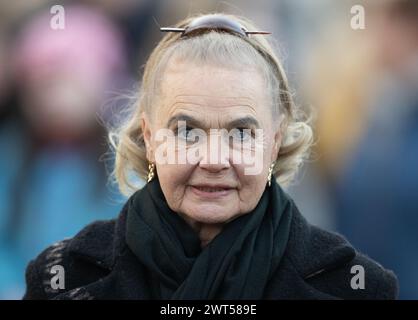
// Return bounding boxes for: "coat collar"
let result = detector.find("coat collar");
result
[62,197,356,300]
[261,200,356,300]
[283,202,356,280]
[67,199,131,271]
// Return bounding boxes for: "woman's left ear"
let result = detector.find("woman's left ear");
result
[271,114,285,162]
[271,128,282,163]
[270,134,281,162]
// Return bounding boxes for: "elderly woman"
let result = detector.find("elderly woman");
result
[23,13,398,300]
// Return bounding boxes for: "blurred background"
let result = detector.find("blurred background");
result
[0,0,417,299]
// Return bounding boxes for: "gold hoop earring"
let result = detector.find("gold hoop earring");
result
[147,162,155,182]
[268,162,275,187]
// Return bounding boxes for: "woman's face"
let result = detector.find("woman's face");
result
[142,60,282,226]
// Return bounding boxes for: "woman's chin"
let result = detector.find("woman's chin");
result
[182,203,239,225]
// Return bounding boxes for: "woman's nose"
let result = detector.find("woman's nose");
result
[198,157,231,173]
[197,135,231,172]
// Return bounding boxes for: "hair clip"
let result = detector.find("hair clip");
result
[160,15,270,38]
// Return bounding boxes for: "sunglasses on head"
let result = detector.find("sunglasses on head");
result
[160,15,271,38]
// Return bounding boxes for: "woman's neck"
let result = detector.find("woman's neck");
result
[179,214,224,248]
[197,223,224,248]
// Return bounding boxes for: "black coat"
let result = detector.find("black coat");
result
[23,200,398,300]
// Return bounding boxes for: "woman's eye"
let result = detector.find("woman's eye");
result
[231,128,252,142]
[176,126,194,141]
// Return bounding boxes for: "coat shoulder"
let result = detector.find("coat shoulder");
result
[23,219,117,300]
[303,225,399,300]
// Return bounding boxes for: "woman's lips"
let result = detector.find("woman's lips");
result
[190,185,234,199]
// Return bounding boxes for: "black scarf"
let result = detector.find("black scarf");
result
[126,178,293,299]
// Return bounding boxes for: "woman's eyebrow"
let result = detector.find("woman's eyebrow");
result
[166,113,261,129]
[227,116,261,129]
[166,114,202,128]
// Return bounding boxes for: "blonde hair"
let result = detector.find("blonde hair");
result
[109,13,313,196]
